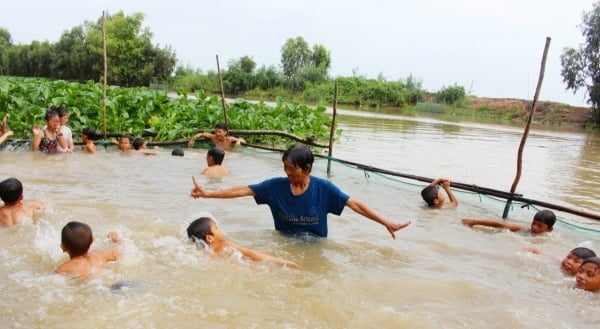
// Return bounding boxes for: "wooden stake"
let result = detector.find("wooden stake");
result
[216,55,228,127]
[327,83,339,175]
[102,10,108,139]
[502,37,551,219]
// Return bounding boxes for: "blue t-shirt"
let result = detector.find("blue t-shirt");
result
[248,176,350,237]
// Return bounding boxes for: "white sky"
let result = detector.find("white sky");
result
[1,0,596,106]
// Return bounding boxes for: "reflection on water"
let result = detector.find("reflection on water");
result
[1,112,600,328]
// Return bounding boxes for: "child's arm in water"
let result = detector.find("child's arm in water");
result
[461,218,523,232]
[226,241,299,269]
[522,246,561,262]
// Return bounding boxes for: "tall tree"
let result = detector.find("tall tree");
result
[0,27,12,74]
[561,1,600,123]
[280,36,311,80]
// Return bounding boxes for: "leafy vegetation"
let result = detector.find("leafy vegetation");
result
[0,76,336,145]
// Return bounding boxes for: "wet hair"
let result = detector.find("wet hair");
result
[0,177,23,204]
[119,135,131,142]
[171,148,184,156]
[132,138,145,150]
[61,221,93,257]
[571,247,597,260]
[82,127,97,140]
[215,122,229,132]
[207,147,225,165]
[52,105,68,118]
[533,209,556,229]
[44,108,60,121]
[581,257,600,270]
[187,217,214,244]
[282,144,314,172]
[421,186,438,207]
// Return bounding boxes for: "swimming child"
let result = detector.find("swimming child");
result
[421,177,458,209]
[0,177,44,227]
[132,138,157,155]
[187,217,299,268]
[171,148,184,156]
[117,135,132,152]
[461,209,556,235]
[575,257,600,292]
[202,146,229,177]
[56,221,120,277]
[81,127,97,154]
[524,246,596,275]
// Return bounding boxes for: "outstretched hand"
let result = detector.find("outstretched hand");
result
[386,220,411,239]
[190,176,206,198]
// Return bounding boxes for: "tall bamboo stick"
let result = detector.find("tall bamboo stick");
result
[216,55,228,126]
[102,10,108,139]
[502,37,551,218]
[327,83,339,175]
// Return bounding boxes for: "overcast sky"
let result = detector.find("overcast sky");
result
[1,0,596,106]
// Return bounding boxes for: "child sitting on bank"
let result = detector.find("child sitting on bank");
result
[461,209,556,235]
[56,221,120,277]
[0,177,44,227]
[202,146,229,177]
[421,177,458,209]
[524,246,596,275]
[575,257,600,292]
[187,217,299,269]
[81,127,97,154]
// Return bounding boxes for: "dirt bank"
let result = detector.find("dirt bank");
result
[467,97,594,126]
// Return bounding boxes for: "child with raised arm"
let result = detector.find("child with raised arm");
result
[189,122,245,151]
[187,217,299,269]
[421,177,458,209]
[202,146,229,177]
[56,221,120,277]
[0,113,13,145]
[462,209,556,235]
[0,178,44,227]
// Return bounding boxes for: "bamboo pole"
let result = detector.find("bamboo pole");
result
[327,83,339,175]
[216,55,228,127]
[102,10,108,139]
[502,37,551,219]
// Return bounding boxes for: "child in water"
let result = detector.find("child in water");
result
[56,221,120,277]
[421,177,458,209]
[0,177,44,227]
[187,217,299,269]
[202,146,229,177]
[575,257,600,292]
[81,127,97,154]
[524,246,596,275]
[462,209,556,235]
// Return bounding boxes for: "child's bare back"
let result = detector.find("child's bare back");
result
[0,201,44,226]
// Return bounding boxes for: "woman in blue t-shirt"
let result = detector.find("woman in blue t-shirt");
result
[190,144,411,238]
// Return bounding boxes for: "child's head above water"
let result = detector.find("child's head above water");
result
[530,209,556,234]
[61,221,93,257]
[0,177,23,205]
[187,217,224,246]
[421,186,440,207]
[575,257,600,292]
[132,138,147,150]
[118,135,132,151]
[562,247,596,275]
